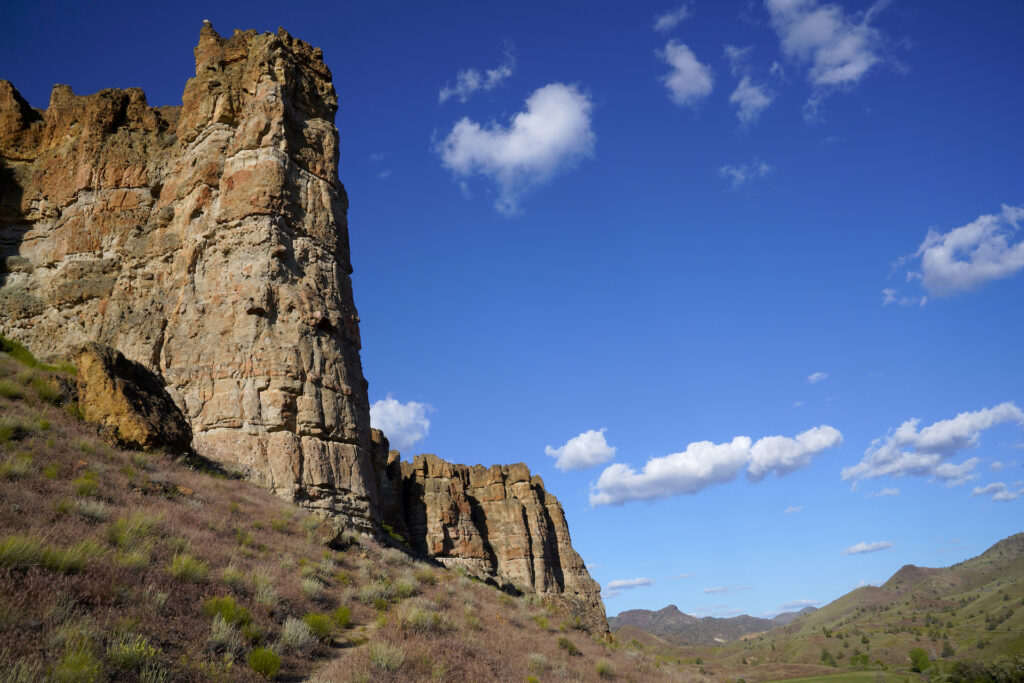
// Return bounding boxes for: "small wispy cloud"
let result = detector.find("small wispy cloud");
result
[842,541,893,556]
[654,3,691,32]
[779,599,819,611]
[670,573,694,580]
[807,372,828,384]
[867,488,900,497]
[704,585,753,595]
[606,578,654,591]
[719,158,773,189]
[723,45,774,125]
[439,50,516,104]
[784,505,802,514]
[659,40,713,107]
[971,482,1022,502]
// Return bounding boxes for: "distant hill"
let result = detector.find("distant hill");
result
[609,604,801,645]
[772,606,819,626]
[713,532,1024,673]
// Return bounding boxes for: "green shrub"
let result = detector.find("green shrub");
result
[300,577,323,600]
[203,596,252,627]
[241,622,263,645]
[533,614,549,629]
[357,581,395,606]
[270,518,288,532]
[369,641,405,671]
[528,652,548,672]
[0,453,33,480]
[557,636,580,656]
[382,523,408,545]
[253,571,278,607]
[107,514,158,547]
[107,633,160,671]
[0,379,24,399]
[248,647,281,678]
[221,565,245,589]
[303,612,332,640]
[402,605,452,633]
[74,499,110,522]
[414,566,437,585]
[0,335,74,372]
[596,659,614,678]
[72,472,98,497]
[116,544,152,569]
[208,614,244,657]
[32,376,62,404]
[52,641,102,683]
[0,535,98,573]
[910,647,930,672]
[168,553,208,582]
[0,417,33,443]
[394,572,417,599]
[279,617,317,653]
[43,463,60,479]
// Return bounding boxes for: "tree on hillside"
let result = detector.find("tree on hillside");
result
[909,647,930,673]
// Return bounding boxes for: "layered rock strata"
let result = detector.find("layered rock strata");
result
[386,453,606,632]
[0,25,378,526]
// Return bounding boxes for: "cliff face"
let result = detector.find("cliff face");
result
[0,25,378,525]
[378,449,606,632]
[0,26,606,629]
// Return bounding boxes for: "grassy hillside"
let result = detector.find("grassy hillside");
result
[0,342,694,681]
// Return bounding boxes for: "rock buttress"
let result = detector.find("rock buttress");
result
[0,26,379,527]
[396,453,607,632]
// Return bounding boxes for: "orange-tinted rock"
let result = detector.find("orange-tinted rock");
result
[394,453,607,633]
[0,26,378,528]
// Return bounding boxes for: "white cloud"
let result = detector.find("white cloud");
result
[660,41,713,107]
[670,573,694,579]
[991,460,1004,471]
[439,51,516,104]
[794,401,805,408]
[882,288,926,307]
[748,425,843,481]
[704,585,753,595]
[765,0,889,117]
[842,403,1024,487]
[545,428,617,471]
[807,372,828,384]
[370,395,431,453]
[606,578,654,590]
[704,586,729,594]
[730,76,774,125]
[779,599,819,610]
[590,426,841,506]
[972,482,1021,502]
[867,487,900,497]
[437,83,595,214]
[843,541,893,555]
[719,159,773,189]
[654,4,691,32]
[784,505,802,514]
[907,204,1024,296]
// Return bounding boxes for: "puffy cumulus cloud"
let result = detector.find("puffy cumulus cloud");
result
[370,395,431,453]
[439,51,515,104]
[659,41,713,107]
[654,3,691,32]
[589,426,842,506]
[545,428,616,471]
[972,482,1022,502]
[842,403,1024,488]
[909,204,1024,296]
[437,83,594,214]
[719,159,773,189]
[842,541,893,555]
[807,371,828,384]
[730,76,774,125]
[748,426,844,481]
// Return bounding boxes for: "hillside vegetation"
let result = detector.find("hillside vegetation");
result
[0,341,692,681]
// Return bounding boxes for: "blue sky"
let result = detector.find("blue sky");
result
[3,0,1023,619]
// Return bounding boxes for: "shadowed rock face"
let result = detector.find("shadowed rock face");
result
[383,451,607,632]
[0,25,378,527]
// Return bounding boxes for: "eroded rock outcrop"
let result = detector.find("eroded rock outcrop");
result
[0,25,378,526]
[74,342,192,452]
[387,453,607,632]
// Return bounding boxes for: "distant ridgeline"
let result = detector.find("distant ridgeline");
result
[0,25,604,631]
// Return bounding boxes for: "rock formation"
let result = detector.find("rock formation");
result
[74,342,192,452]
[0,25,379,526]
[0,25,606,630]
[379,450,606,632]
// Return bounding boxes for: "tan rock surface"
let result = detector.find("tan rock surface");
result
[0,25,378,527]
[395,453,607,632]
[73,342,191,452]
